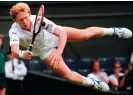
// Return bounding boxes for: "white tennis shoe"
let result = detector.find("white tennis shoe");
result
[87,74,110,92]
[113,28,132,39]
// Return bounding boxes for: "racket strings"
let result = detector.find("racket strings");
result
[34,7,43,33]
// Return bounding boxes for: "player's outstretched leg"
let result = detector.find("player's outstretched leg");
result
[43,49,109,92]
[61,26,132,42]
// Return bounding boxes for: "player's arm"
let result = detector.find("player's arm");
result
[53,26,67,55]
[43,18,67,55]
[9,29,32,59]
[10,44,19,58]
[9,29,20,58]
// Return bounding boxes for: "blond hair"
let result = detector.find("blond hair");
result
[9,2,31,19]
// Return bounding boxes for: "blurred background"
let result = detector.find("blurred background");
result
[0,1,133,95]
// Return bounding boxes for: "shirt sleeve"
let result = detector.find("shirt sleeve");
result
[43,17,57,33]
[9,25,20,45]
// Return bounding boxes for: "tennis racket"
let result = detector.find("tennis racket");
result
[29,5,44,51]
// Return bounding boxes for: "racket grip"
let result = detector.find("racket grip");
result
[29,44,33,52]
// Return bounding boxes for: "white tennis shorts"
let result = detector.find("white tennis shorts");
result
[31,25,64,60]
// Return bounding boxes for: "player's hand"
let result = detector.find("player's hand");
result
[49,49,62,69]
[23,50,33,59]
[19,50,33,59]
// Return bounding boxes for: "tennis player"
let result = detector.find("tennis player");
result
[8,2,132,92]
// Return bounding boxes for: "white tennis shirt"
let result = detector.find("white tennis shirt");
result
[9,15,59,56]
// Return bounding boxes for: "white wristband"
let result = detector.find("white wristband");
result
[18,50,25,58]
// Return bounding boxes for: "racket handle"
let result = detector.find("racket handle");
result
[29,44,33,52]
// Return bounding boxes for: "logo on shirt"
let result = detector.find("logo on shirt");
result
[12,32,17,34]
[46,24,50,30]
[46,24,54,33]
[13,39,18,41]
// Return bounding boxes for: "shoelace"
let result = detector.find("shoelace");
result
[90,78,102,90]
[113,28,124,38]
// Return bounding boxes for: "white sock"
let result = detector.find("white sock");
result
[82,76,94,86]
[102,28,114,36]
